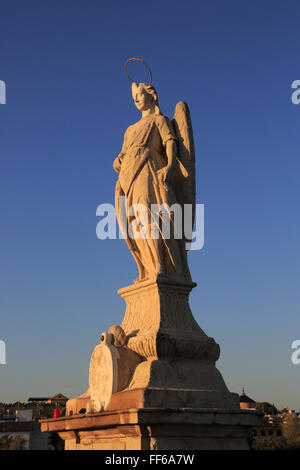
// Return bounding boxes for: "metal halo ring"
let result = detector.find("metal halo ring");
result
[125,58,152,85]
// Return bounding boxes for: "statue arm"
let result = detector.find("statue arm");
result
[113,128,128,173]
[156,116,178,186]
[164,140,177,185]
[165,139,177,169]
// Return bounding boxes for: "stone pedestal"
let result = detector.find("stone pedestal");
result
[108,278,239,411]
[41,278,262,449]
[40,408,260,450]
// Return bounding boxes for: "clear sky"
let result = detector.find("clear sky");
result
[1,0,299,409]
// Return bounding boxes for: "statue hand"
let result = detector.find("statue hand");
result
[158,165,174,187]
[163,164,175,187]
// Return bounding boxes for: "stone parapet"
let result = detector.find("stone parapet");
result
[40,408,262,450]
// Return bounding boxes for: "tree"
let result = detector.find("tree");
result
[281,413,300,449]
[256,402,278,415]
[250,437,287,450]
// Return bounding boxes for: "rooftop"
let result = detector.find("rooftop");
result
[239,388,256,404]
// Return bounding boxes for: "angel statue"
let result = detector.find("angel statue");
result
[113,58,195,283]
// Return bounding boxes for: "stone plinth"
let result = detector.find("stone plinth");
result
[119,278,218,361]
[40,408,261,450]
[106,278,239,412]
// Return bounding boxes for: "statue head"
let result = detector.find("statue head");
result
[132,82,161,115]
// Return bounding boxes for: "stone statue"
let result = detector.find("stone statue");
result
[113,77,195,283]
[51,60,261,450]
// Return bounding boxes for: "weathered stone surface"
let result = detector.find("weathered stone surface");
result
[66,277,238,416]
[106,387,239,412]
[66,331,141,415]
[41,408,261,450]
[120,278,219,360]
[98,277,239,412]
[89,340,142,412]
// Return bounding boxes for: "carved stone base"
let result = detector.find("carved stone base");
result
[107,387,239,412]
[111,278,239,411]
[119,278,219,361]
[41,277,255,449]
[65,278,241,415]
[40,408,261,450]
[106,358,240,411]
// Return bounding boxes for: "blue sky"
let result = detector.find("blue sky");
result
[0,0,299,409]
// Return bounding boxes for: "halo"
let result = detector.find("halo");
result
[125,58,152,85]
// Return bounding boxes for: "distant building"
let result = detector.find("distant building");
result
[0,411,52,449]
[28,397,50,403]
[239,388,256,410]
[26,394,68,419]
[255,422,282,440]
[0,392,68,449]
[254,413,283,441]
[16,409,33,422]
[45,393,68,408]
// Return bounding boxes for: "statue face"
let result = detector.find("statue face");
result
[132,87,153,112]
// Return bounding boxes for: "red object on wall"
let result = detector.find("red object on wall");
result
[53,409,60,418]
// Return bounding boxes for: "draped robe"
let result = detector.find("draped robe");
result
[115,113,191,282]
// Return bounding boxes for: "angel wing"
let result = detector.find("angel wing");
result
[172,101,196,236]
